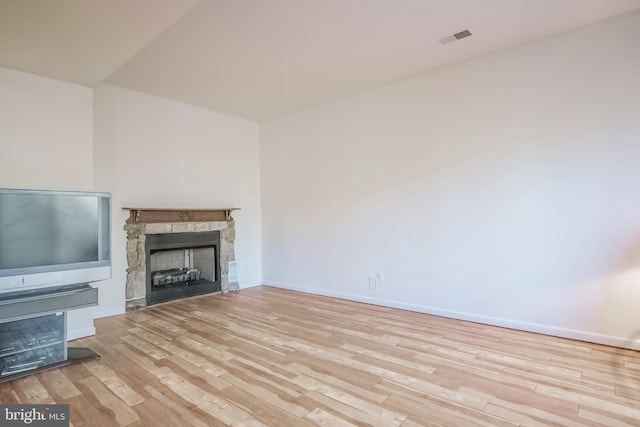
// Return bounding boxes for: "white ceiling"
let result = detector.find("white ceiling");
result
[1,0,640,121]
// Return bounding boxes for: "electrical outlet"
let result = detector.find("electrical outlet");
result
[368,276,378,290]
[238,262,246,271]
[376,272,384,288]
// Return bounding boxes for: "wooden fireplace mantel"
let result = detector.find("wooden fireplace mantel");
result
[123,207,239,224]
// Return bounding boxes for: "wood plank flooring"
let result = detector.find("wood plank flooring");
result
[1,286,639,426]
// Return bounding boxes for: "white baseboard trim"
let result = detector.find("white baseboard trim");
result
[240,281,262,289]
[68,326,96,341]
[93,307,126,319]
[262,280,640,351]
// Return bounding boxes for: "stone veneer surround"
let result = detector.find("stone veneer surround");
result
[124,219,238,310]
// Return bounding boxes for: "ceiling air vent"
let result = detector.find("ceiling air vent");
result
[439,29,472,45]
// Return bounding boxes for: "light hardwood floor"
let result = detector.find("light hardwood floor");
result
[1,286,639,426]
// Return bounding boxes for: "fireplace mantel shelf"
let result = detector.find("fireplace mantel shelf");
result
[123,207,239,224]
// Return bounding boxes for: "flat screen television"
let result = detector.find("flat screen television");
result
[0,188,111,294]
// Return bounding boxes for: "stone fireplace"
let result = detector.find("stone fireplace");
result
[123,208,239,310]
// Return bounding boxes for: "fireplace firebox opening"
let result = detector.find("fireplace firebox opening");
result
[145,231,221,305]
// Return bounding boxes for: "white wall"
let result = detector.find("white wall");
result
[261,11,640,349]
[93,84,262,318]
[0,67,93,189]
[0,66,96,338]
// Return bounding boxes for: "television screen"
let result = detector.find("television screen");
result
[0,189,111,293]
[0,194,100,269]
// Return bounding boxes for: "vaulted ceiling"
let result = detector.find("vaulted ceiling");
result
[2,0,639,121]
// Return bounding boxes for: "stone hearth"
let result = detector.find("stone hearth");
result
[124,208,239,310]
